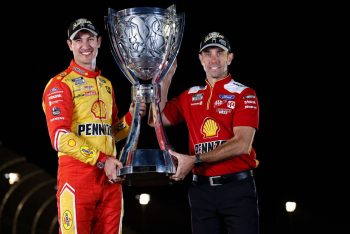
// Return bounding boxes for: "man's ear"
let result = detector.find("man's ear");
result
[97,36,102,48]
[67,40,73,51]
[227,52,234,65]
[198,53,203,65]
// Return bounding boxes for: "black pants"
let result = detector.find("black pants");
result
[188,174,259,234]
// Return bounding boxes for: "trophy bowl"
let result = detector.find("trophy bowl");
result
[105,5,185,186]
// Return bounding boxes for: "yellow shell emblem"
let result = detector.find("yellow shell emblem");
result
[68,139,76,147]
[201,118,219,138]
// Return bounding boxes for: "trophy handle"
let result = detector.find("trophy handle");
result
[154,11,185,84]
[151,85,172,152]
[118,96,141,164]
[104,13,139,85]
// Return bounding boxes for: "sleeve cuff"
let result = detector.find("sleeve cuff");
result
[97,152,107,163]
[125,111,132,126]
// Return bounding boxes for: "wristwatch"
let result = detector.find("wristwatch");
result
[194,153,203,166]
[96,155,107,169]
[96,161,105,169]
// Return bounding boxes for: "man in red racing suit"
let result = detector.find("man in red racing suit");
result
[154,32,260,234]
[42,18,145,234]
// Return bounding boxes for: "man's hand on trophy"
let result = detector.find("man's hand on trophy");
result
[168,58,177,79]
[104,156,125,184]
[157,59,178,114]
[168,149,195,181]
[161,59,177,90]
[129,100,147,118]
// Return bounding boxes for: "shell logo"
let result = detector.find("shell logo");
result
[62,210,73,230]
[91,100,107,119]
[201,118,220,138]
[68,139,76,147]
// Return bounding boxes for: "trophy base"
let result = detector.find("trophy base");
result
[122,171,173,187]
[118,149,176,187]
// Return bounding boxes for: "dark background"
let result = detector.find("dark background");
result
[1,0,345,233]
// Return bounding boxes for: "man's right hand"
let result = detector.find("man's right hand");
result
[161,59,177,91]
[129,100,147,118]
[148,59,177,127]
[104,156,124,183]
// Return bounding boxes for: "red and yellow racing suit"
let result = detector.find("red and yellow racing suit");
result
[42,60,131,233]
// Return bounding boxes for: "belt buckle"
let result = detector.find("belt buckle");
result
[209,176,222,186]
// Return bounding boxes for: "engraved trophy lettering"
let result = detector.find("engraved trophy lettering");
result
[105,5,185,186]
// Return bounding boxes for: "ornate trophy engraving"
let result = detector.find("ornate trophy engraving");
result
[105,5,185,186]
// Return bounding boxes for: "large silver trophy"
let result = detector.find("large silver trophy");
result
[105,5,185,186]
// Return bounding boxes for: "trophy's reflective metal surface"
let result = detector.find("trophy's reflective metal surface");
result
[105,5,185,186]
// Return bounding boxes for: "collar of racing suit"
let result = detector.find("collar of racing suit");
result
[69,59,101,78]
[205,73,232,88]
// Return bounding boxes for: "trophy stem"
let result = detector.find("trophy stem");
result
[150,103,172,151]
[117,84,176,186]
[118,100,141,165]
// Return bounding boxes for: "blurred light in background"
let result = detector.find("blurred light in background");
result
[137,193,151,205]
[4,173,20,185]
[285,201,297,213]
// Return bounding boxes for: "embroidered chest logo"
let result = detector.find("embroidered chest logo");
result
[91,100,107,119]
[201,118,220,138]
[71,77,86,85]
[227,101,235,109]
[192,93,203,101]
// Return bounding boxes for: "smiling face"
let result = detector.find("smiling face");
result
[199,46,234,83]
[67,30,101,71]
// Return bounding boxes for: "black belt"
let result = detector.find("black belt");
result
[192,170,253,186]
